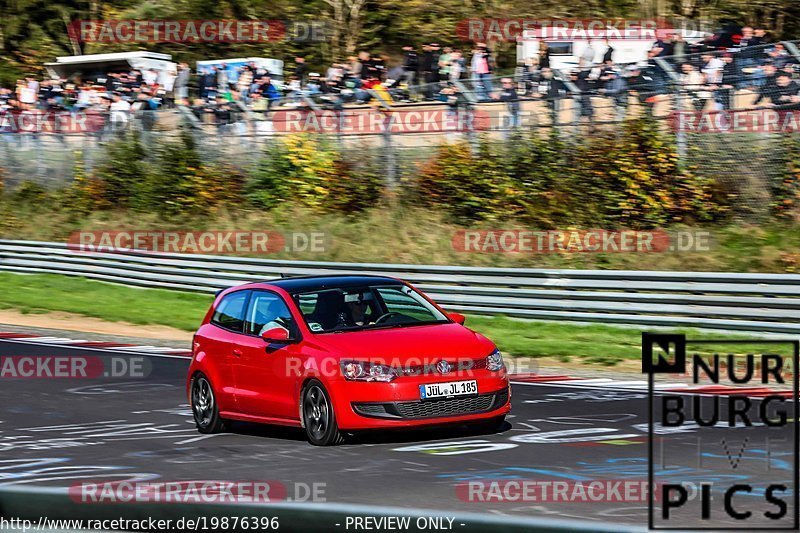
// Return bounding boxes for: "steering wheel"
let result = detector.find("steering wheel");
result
[374,312,401,324]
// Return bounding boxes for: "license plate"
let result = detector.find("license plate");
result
[419,380,478,400]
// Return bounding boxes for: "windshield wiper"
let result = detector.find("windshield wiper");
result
[363,320,448,331]
[322,320,448,334]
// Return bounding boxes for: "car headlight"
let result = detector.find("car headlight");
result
[341,361,398,382]
[486,349,505,372]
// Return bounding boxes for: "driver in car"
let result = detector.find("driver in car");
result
[343,292,373,326]
[258,300,292,337]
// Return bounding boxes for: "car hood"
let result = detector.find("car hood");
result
[311,323,496,362]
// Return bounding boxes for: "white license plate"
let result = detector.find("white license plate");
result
[420,380,478,400]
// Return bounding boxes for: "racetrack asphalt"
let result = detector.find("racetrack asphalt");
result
[0,339,796,530]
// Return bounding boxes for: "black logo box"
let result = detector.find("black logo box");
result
[643,333,800,531]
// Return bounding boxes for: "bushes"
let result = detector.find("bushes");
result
[247,135,383,213]
[0,119,774,228]
[64,129,245,217]
[772,134,800,221]
[415,140,515,222]
[56,131,381,219]
[414,119,728,228]
[145,130,246,217]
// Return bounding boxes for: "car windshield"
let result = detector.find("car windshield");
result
[293,284,449,333]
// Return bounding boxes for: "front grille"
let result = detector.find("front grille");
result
[353,388,509,420]
[396,394,495,419]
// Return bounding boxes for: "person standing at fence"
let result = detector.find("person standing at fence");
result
[669,34,686,66]
[358,52,378,80]
[535,67,564,125]
[602,39,614,64]
[174,63,190,103]
[763,72,800,109]
[257,76,281,109]
[451,50,466,82]
[217,64,229,94]
[420,44,436,100]
[494,78,520,135]
[753,62,779,107]
[570,69,595,128]
[599,64,627,121]
[580,41,597,67]
[438,47,452,85]
[733,27,759,89]
[471,43,494,102]
[109,92,131,132]
[701,52,724,110]
[202,68,218,101]
[681,63,709,111]
[538,41,550,69]
[294,57,308,87]
[625,65,657,115]
[714,53,738,110]
[132,89,159,132]
[402,45,419,86]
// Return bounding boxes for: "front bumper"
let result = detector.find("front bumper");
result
[330,372,511,429]
[352,388,509,420]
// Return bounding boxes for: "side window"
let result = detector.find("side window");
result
[211,291,250,332]
[245,291,297,337]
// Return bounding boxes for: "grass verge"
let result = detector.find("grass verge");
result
[2,202,800,273]
[0,272,786,365]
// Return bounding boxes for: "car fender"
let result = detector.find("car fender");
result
[187,350,233,412]
[296,372,342,428]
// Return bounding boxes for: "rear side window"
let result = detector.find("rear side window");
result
[211,291,250,332]
[547,42,573,56]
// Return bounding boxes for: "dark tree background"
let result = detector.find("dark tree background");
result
[0,0,796,85]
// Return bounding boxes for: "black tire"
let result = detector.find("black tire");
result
[470,415,506,434]
[302,380,345,446]
[191,373,228,434]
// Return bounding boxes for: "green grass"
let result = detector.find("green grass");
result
[0,272,788,365]
[0,272,212,331]
[466,315,794,364]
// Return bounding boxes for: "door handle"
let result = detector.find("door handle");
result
[233,349,243,357]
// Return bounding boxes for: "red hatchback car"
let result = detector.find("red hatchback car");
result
[187,275,511,445]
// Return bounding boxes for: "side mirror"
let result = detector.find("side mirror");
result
[261,327,290,343]
[447,312,466,325]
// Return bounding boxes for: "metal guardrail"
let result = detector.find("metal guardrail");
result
[0,486,646,533]
[0,240,799,334]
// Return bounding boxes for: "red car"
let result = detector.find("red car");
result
[187,275,511,445]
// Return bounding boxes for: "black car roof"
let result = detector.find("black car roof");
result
[263,275,405,294]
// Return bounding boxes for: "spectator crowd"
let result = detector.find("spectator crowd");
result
[2,25,800,134]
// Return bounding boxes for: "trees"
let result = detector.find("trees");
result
[1,0,799,84]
